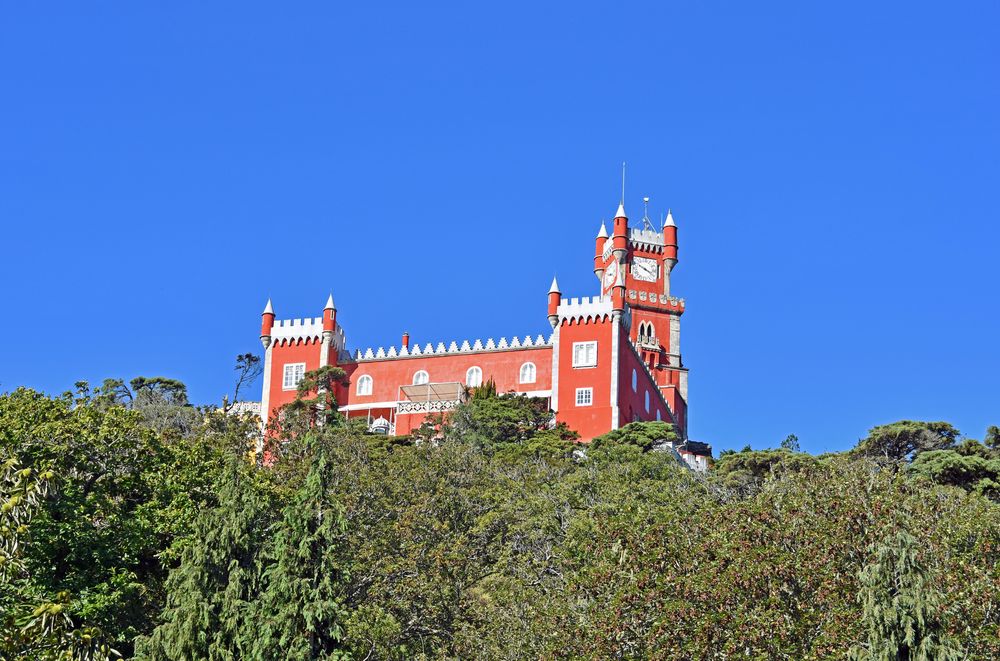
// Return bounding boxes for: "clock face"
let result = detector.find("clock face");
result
[632,257,658,282]
[602,259,619,292]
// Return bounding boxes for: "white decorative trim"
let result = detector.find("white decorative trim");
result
[340,400,398,412]
[550,325,560,411]
[259,344,273,442]
[610,312,621,429]
[271,317,347,348]
[556,296,612,324]
[350,334,553,363]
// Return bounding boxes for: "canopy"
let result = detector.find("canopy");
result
[398,382,464,402]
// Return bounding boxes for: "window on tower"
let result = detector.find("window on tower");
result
[575,387,593,406]
[632,368,637,392]
[644,390,650,413]
[572,341,598,368]
[282,363,306,390]
[412,370,429,385]
[466,366,483,387]
[519,362,536,384]
[356,374,373,396]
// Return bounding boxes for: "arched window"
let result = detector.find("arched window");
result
[519,362,536,384]
[466,366,483,387]
[631,368,637,392]
[412,370,429,385]
[656,409,662,421]
[644,390,650,413]
[356,374,373,396]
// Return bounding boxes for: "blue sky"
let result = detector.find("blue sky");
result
[1,2,997,453]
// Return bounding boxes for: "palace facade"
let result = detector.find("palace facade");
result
[255,198,709,468]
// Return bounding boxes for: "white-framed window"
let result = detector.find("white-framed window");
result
[412,370,429,385]
[356,374,373,396]
[519,362,536,384]
[575,387,593,406]
[644,390,650,413]
[572,341,598,368]
[282,363,306,390]
[466,366,483,387]
[632,368,637,392]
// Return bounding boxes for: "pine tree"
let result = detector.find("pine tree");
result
[252,434,349,660]
[850,531,962,661]
[134,457,275,661]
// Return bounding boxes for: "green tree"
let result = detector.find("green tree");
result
[985,425,1000,451]
[253,434,349,660]
[850,531,962,661]
[780,433,800,451]
[853,421,959,462]
[589,420,678,453]
[135,457,277,661]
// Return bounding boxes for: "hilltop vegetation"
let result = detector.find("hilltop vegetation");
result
[2,371,999,659]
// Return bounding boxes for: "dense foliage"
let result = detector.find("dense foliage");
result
[2,372,998,659]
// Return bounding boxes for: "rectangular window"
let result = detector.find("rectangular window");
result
[283,363,306,390]
[572,341,598,368]
[575,387,593,406]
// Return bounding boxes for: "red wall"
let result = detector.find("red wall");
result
[554,317,614,441]
[266,338,322,420]
[617,330,672,428]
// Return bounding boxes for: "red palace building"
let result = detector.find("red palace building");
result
[255,198,710,468]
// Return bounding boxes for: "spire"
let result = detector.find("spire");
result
[663,208,676,228]
[597,221,608,238]
[615,202,627,219]
[549,276,561,294]
[262,298,274,315]
[324,293,336,310]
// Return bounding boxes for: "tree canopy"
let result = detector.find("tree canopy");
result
[2,374,998,659]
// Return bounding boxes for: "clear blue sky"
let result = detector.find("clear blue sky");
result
[1,2,997,453]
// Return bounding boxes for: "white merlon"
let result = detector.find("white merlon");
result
[350,333,553,362]
[597,221,608,238]
[556,295,613,322]
[629,227,664,248]
[262,298,274,315]
[549,276,560,294]
[664,209,676,228]
[271,317,347,351]
[615,202,627,218]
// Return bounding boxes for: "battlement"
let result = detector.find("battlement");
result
[270,317,347,350]
[626,289,685,312]
[556,295,612,322]
[350,333,553,362]
[629,227,664,251]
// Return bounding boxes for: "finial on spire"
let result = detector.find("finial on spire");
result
[324,293,336,310]
[549,276,561,294]
[262,298,274,315]
[597,221,609,238]
[663,208,676,228]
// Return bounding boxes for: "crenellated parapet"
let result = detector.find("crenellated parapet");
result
[556,296,632,330]
[271,317,347,350]
[351,333,553,362]
[629,227,665,251]
[626,289,685,312]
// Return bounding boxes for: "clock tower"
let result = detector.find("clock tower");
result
[593,199,688,434]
